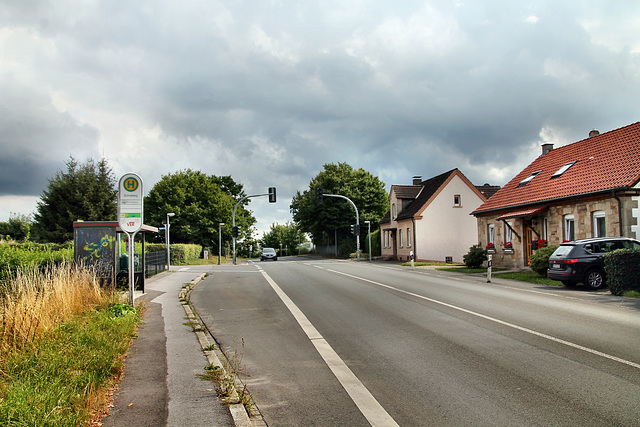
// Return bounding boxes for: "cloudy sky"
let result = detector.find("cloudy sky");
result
[2,0,640,236]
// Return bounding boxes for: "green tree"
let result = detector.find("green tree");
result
[290,162,389,253]
[144,170,256,249]
[32,157,117,243]
[261,222,304,255]
[0,213,32,241]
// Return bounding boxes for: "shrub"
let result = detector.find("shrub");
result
[605,249,640,296]
[529,245,558,276]
[463,244,487,268]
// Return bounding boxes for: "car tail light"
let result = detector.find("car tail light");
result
[562,259,579,264]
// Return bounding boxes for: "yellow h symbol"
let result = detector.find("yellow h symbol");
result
[124,177,138,192]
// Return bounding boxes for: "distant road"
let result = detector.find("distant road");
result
[191,257,640,426]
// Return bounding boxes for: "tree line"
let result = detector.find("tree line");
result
[4,157,390,257]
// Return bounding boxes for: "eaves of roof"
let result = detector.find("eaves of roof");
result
[396,169,457,220]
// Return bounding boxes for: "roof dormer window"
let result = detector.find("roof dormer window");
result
[552,161,577,178]
[518,170,541,187]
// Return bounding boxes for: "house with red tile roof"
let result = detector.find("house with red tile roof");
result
[472,121,640,269]
[380,169,487,262]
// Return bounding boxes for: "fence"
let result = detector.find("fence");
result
[145,251,166,277]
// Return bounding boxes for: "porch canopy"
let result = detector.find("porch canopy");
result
[496,205,548,220]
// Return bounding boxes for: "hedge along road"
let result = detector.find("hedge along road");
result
[190,257,640,426]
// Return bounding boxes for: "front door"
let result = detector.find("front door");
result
[524,226,534,265]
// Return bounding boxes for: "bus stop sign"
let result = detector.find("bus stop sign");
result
[118,173,143,234]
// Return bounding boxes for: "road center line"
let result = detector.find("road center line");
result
[326,268,640,370]
[258,269,399,427]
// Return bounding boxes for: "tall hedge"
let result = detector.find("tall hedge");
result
[166,244,202,265]
[605,249,640,296]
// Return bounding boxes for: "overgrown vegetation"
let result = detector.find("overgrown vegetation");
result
[0,263,140,426]
[0,242,73,283]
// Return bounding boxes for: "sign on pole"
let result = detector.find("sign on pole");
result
[118,173,143,233]
[118,173,143,306]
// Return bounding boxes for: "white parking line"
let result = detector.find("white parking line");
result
[326,268,640,371]
[258,269,400,427]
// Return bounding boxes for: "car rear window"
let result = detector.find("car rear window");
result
[551,245,574,257]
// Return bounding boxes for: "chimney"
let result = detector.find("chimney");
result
[589,129,600,138]
[542,143,554,156]
[412,176,422,185]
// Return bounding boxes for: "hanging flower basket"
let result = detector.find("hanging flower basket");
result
[486,242,495,250]
[504,241,513,249]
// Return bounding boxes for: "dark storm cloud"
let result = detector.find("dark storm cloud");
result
[1,0,640,230]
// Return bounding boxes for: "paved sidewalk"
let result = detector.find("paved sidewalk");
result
[101,269,234,427]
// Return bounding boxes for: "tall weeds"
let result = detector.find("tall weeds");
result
[0,262,119,354]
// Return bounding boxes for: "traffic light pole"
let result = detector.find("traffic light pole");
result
[322,193,360,260]
[232,187,276,265]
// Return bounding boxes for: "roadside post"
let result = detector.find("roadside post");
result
[410,251,414,270]
[118,173,143,306]
[487,254,492,283]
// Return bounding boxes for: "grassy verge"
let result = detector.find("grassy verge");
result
[492,270,562,286]
[0,263,140,426]
[435,266,508,274]
[401,261,465,267]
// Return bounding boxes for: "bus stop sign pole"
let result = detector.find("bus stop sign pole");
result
[118,173,143,306]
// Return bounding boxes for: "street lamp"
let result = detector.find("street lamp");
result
[365,220,371,262]
[218,222,225,265]
[166,213,175,271]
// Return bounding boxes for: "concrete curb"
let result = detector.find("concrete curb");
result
[179,273,266,427]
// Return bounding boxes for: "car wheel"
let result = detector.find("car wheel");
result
[584,268,606,290]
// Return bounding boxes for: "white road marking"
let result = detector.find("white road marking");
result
[326,268,640,371]
[258,268,400,427]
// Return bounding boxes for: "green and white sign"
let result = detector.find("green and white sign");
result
[118,173,143,234]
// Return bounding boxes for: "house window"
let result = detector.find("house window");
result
[453,195,461,207]
[488,223,495,246]
[552,161,577,178]
[593,211,606,237]
[392,203,397,220]
[519,170,542,186]
[399,229,403,248]
[504,221,513,245]
[407,228,411,247]
[564,214,575,241]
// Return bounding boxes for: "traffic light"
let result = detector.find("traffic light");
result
[349,224,360,236]
[232,226,239,238]
[315,187,323,203]
[268,187,276,203]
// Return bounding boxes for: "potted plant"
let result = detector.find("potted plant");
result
[504,241,513,249]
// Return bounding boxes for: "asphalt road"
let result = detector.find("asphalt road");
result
[191,257,640,426]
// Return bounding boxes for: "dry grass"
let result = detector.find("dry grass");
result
[0,262,119,354]
[0,263,137,426]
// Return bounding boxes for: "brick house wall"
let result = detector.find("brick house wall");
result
[475,192,638,269]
